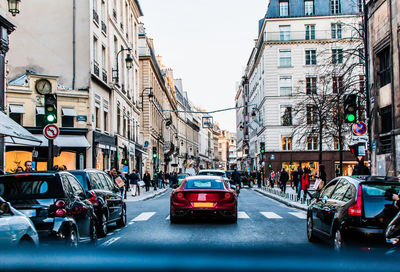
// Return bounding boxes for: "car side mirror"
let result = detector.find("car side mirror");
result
[0,201,11,215]
[230,185,236,190]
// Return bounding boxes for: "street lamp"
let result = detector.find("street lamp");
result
[140,87,153,110]
[251,110,257,120]
[8,0,20,16]
[112,48,132,83]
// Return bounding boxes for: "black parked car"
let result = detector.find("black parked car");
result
[307,175,400,250]
[0,172,97,246]
[69,169,127,237]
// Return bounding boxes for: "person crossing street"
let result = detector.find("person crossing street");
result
[279,168,289,194]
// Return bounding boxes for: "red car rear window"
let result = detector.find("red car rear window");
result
[185,179,224,189]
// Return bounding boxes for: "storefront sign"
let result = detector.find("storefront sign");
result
[76,115,87,122]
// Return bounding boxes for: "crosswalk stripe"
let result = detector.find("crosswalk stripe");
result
[260,212,282,219]
[289,212,307,219]
[166,215,170,220]
[132,212,156,221]
[238,211,250,219]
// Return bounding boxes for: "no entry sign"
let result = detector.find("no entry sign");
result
[43,124,59,140]
[352,122,367,136]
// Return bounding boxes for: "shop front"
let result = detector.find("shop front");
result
[264,151,357,181]
[93,131,117,171]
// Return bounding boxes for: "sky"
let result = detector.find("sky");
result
[139,0,267,132]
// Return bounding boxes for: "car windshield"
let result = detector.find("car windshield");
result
[198,171,225,177]
[185,179,224,189]
[0,175,64,200]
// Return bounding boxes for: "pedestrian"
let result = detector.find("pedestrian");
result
[352,160,371,175]
[292,168,299,193]
[143,170,151,192]
[300,168,310,201]
[269,170,275,188]
[279,168,289,194]
[128,170,139,197]
[314,164,327,195]
[110,168,126,198]
[153,171,158,191]
[232,168,241,189]
[257,170,262,188]
[158,170,165,189]
[275,169,280,189]
[297,166,304,198]
[15,166,24,173]
[24,161,34,172]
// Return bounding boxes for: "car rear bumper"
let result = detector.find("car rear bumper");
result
[172,208,237,218]
[347,226,385,236]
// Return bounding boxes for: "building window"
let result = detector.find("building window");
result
[306,77,317,94]
[117,106,121,134]
[332,76,343,93]
[279,1,289,17]
[305,49,317,65]
[304,0,314,15]
[279,49,291,67]
[331,24,342,39]
[306,105,317,124]
[93,36,98,61]
[101,46,106,68]
[332,49,343,64]
[61,108,76,128]
[279,76,292,96]
[95,106,100,129]
[280,26,291,41]
[282,137,292,150]
[330,0,341,14]
[9,105,25,125]
[381,105,392,133]
[333,136,344,150]
[305,25,315,40]
[307,136,318,150]
[377,46,391,87]
[280,106,292,126]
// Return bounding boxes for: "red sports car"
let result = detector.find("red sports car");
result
[170,176,238,223]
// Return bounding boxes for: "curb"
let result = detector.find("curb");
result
[254,188,308,212]
[125,188,169,202]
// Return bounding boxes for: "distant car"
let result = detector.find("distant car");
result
[69,169,127,237]
[170,176,238,223]
[177,173,189,186]
[197,170,231,186]
[0,172,98,247]
[307,175,400,250]
[0,196,39,246]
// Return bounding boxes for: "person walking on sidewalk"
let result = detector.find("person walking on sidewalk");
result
[300,168,310,202]
[143,170,151,192]
[269,170,275,188]
[128,170,139,196]
[297,166,304,199]
[314,164,327,196]
[292,168,299,193]
[257,170,262,188]
[279,168,289,194]
[153,171,158,191]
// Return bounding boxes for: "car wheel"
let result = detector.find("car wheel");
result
[333,228,345,251]
[307,216,317,242]
[19,237,35,247]
[66,227,79,248]
[90,220,98,246]
[116,205,127,228]
[97,213,108,237]
[170,214,179,224]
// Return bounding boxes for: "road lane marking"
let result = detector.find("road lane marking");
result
[100,237,120,248]
[166,215,170,220]
[132,212,156,221]
[106,232,114,236]
[238,211,250,219]
[289,212,307,219]
[260,212,282,219]
[128,222,134,225]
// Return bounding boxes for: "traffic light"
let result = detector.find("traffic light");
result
[268,164,272,169]
[152,146,157,159]
[344,94,357,123]
[44,94,57,124]
[260,142,265,154]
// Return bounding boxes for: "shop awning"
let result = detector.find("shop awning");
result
[0,111,42,144]
[62,108,77,116]
[9,104,25,114]
[35,135,90,148]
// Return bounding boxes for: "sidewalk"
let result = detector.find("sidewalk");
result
[253,185,313,211]
[124,186,169,202]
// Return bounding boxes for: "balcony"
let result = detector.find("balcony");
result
[93,61,100,77]
[93,9,99,25]
[112,9,117,21]
[120,22,124,31]
[263,30,357,43]
[121,83,126,94]
[101,21,107,33]
[102,69,107,83]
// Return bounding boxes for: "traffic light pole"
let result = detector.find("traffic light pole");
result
[47,139,53,170]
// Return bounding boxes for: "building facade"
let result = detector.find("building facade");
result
[367,0,400,176]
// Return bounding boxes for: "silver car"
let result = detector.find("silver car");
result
[0,197,39,246]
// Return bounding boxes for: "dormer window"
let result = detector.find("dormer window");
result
[304,0,314,16]
[279,1,289,17]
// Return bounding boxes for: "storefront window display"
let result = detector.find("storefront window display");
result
[335,161,369,177]
[5,151,32,173]
[282,161,319,180]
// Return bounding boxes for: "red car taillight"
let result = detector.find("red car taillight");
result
[55,209,67,217]
[348,185,362,216]
[55,200,65,208]
[176,192,184,199]
[225,193,231,199]
[88,191,98,205]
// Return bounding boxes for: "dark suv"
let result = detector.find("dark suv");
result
[307,175,400,250]
[0,172,97,246]
[69,169,127,237]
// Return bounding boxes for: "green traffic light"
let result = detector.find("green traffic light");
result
[152,153,157,159]
[347,114,356,122]
[46,114,55,122]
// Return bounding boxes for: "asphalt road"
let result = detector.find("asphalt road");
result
[98,188,324,250]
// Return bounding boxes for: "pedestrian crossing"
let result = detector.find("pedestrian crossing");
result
[129,211,306,223]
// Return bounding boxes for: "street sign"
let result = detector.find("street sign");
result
[358,144,366,156]
[372,141,377,151]
[351,135,368,143]
[43,124,59,140]
[352,122,367,136]
[270,155,275,160]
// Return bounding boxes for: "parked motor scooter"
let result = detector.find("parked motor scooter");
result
[385,210,400,254]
